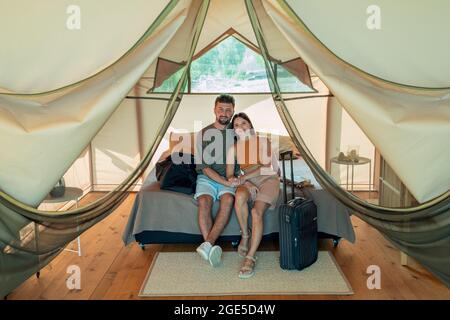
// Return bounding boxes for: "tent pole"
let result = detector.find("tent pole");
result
[89,142,95,192]
[134,86,145,162]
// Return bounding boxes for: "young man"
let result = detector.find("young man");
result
[194,94,240,267]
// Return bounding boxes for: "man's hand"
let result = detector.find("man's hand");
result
[227,177,241,187]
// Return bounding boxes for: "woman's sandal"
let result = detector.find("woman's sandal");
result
[238,255,257,279]
[238,229,251,258]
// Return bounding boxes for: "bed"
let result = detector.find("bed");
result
[122,158,356,247]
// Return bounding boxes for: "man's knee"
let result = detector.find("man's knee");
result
[219,193,234,209]
[198,195,213,211]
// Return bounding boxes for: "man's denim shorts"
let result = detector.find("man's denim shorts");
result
[194,174,236,201]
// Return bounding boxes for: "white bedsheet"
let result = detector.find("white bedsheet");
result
[280,158,322,190]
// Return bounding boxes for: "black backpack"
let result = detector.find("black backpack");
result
[156,153,197,195]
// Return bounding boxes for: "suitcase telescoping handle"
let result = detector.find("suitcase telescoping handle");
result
[280,150,295,204]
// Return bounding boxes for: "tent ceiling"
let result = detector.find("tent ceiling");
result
[195,0,258,57]
[155,0,303,65]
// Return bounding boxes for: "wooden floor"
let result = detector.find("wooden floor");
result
[8,192,450,300]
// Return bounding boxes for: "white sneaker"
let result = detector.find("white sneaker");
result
[196,241,212,261]
[208,245,222,267]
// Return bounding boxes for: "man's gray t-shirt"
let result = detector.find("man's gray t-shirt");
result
[195,123,240,177]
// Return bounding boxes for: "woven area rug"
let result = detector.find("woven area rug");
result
[139,251,353,297]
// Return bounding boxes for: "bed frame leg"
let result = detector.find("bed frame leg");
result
[139,243,146,251]
[400,252,408,266]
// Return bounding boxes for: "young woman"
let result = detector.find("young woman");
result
[226,112,280,279]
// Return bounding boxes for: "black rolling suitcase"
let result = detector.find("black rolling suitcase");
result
[279,151,318,270]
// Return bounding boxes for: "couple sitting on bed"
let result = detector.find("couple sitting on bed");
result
[194,94,280,279]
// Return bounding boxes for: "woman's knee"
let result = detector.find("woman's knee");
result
[251,207,264,220]
[234,190,248,208]
[219,193,234,208]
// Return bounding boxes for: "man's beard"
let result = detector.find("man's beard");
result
[218,117,230,125]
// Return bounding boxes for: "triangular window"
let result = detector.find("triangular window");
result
[153,36,313,93]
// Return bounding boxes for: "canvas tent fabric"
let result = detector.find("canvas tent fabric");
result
[280,0,450,89]
[0,0,182,94]
[0,0,449,297]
